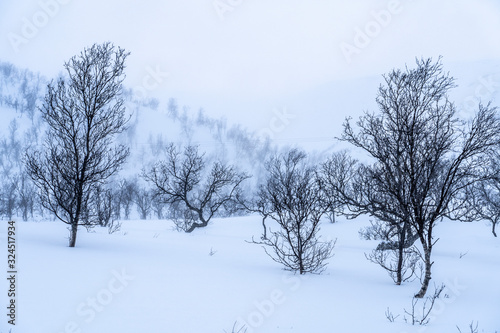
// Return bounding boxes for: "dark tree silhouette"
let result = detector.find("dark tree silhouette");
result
[465,150,500,237]
[133,185,152,220]
[25,42,130,247]
[94,185,115,227]
[17,173,36,221]
[320,150,355,224]
[144,144,249,232]
[117,178,136,220]
[337,58,500,297]
[322,151,419,285]
[252,149,335,274]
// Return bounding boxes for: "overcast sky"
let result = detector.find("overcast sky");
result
[2,0,500,146]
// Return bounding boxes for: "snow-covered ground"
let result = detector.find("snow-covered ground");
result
[2,215,498,332]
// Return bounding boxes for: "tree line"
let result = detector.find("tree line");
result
[2,43,500,299]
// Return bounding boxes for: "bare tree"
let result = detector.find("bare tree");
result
[252,149,335,274]
[0,120,22,178]
[151,193,166,219]
[25,42,130,247]
[17,173,35,221]
[133,185,152,220]
[320,150,356,223]
[322,151,419,284]
[358,220,421,285]
[117,178,136,220]
[338,58,500,297]
[465,151,500,237]
[94,185,115,227]
[0,177,17,219]
[0,121,21,219]
[472,184,500,238]
[110,185,122,221]
[144,144,249,232]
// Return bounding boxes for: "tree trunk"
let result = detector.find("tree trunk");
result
[415,246,432,298]
[492,220,497,237]
[185,216,209,233]
[329,211,336,223]
[262,215,268,240]
[69,223,78,247]
[298,236,304,274]
[395,224,407,285]
[299,255,305,274]
[395,249,403,285]
[22,206,28,222]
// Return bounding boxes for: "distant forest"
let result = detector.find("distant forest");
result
[0,59,279,223]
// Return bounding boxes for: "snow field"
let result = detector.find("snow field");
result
[1,215,499,332]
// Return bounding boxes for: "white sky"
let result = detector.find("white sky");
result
[1,0,500,145]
